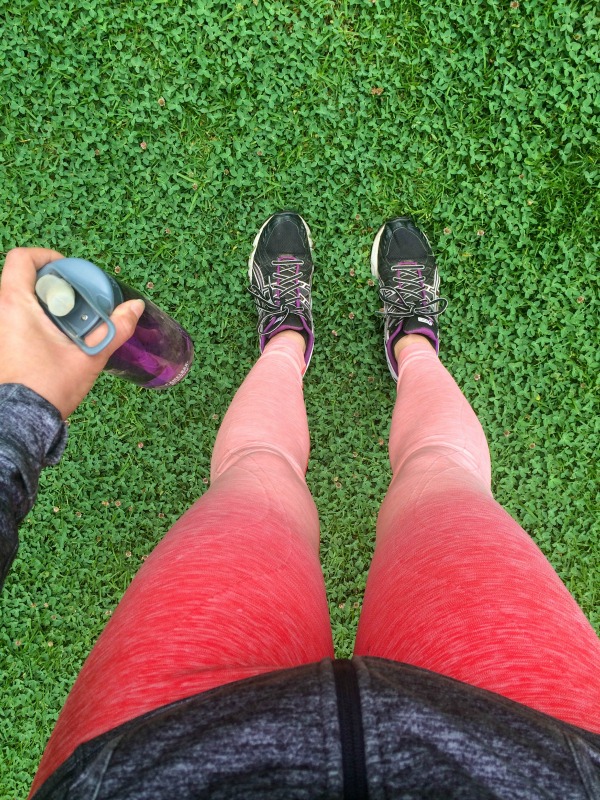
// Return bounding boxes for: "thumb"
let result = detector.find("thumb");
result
[104,299,146,355]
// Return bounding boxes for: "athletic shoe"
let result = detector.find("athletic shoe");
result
[248,211,315,370]
[371,217,448,380]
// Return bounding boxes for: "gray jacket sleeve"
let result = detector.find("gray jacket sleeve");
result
[0,384,68,590]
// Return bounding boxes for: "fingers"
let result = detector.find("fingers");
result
[1,247,64,294]
[76,299,146,355]
[103,299,146,356]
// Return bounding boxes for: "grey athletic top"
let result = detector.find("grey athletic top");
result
[0,384,67,589]
[1,384,600,799]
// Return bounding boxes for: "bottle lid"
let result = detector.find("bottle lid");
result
[35,258,122,356]
[35,274,76,316]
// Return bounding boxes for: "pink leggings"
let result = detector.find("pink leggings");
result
[31,336,600,794]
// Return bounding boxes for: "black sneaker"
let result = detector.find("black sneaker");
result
[371,217,448,380]
[248,211,315,370]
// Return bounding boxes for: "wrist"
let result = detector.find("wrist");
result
[0,383,68,459]
[0,377,71,420]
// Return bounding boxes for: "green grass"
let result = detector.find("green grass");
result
[1,0,598,794]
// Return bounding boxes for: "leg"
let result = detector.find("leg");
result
[31,333,333,794]
[355,338,600,732]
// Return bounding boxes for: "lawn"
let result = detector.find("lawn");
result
[1,0,598,795]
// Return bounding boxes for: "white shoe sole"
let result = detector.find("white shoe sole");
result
[370,223,386,279]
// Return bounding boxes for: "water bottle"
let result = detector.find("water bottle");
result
[35,258,194,389]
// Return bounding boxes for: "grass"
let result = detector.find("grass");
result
[0,0,598,795]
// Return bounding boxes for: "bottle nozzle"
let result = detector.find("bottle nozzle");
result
[35,274,76,317]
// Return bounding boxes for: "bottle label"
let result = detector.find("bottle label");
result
[163,359,192,388]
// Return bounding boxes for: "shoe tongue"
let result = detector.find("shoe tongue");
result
[390,229,425,262]
[283,313,305,330]
[402,315,439,351]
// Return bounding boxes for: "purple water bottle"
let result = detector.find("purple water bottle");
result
[35,258,194,389]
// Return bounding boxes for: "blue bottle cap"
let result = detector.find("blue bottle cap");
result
[36,258,123,356]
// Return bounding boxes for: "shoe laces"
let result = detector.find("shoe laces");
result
[248,255,311,334]
[378,262,448,319]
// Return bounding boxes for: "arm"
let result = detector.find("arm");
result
[0,385,67,588]
[0,247,145,589]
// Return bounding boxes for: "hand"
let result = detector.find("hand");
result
[0,248,145,419]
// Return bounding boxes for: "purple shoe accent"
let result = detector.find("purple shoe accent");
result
[419,268,427,304]
[260,318,314,368]
[406,326,439,353]
[385,321,405,380]
[385,320,439,380]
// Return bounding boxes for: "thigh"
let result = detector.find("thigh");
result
[355,486,600,733]
[31,453,333,794]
